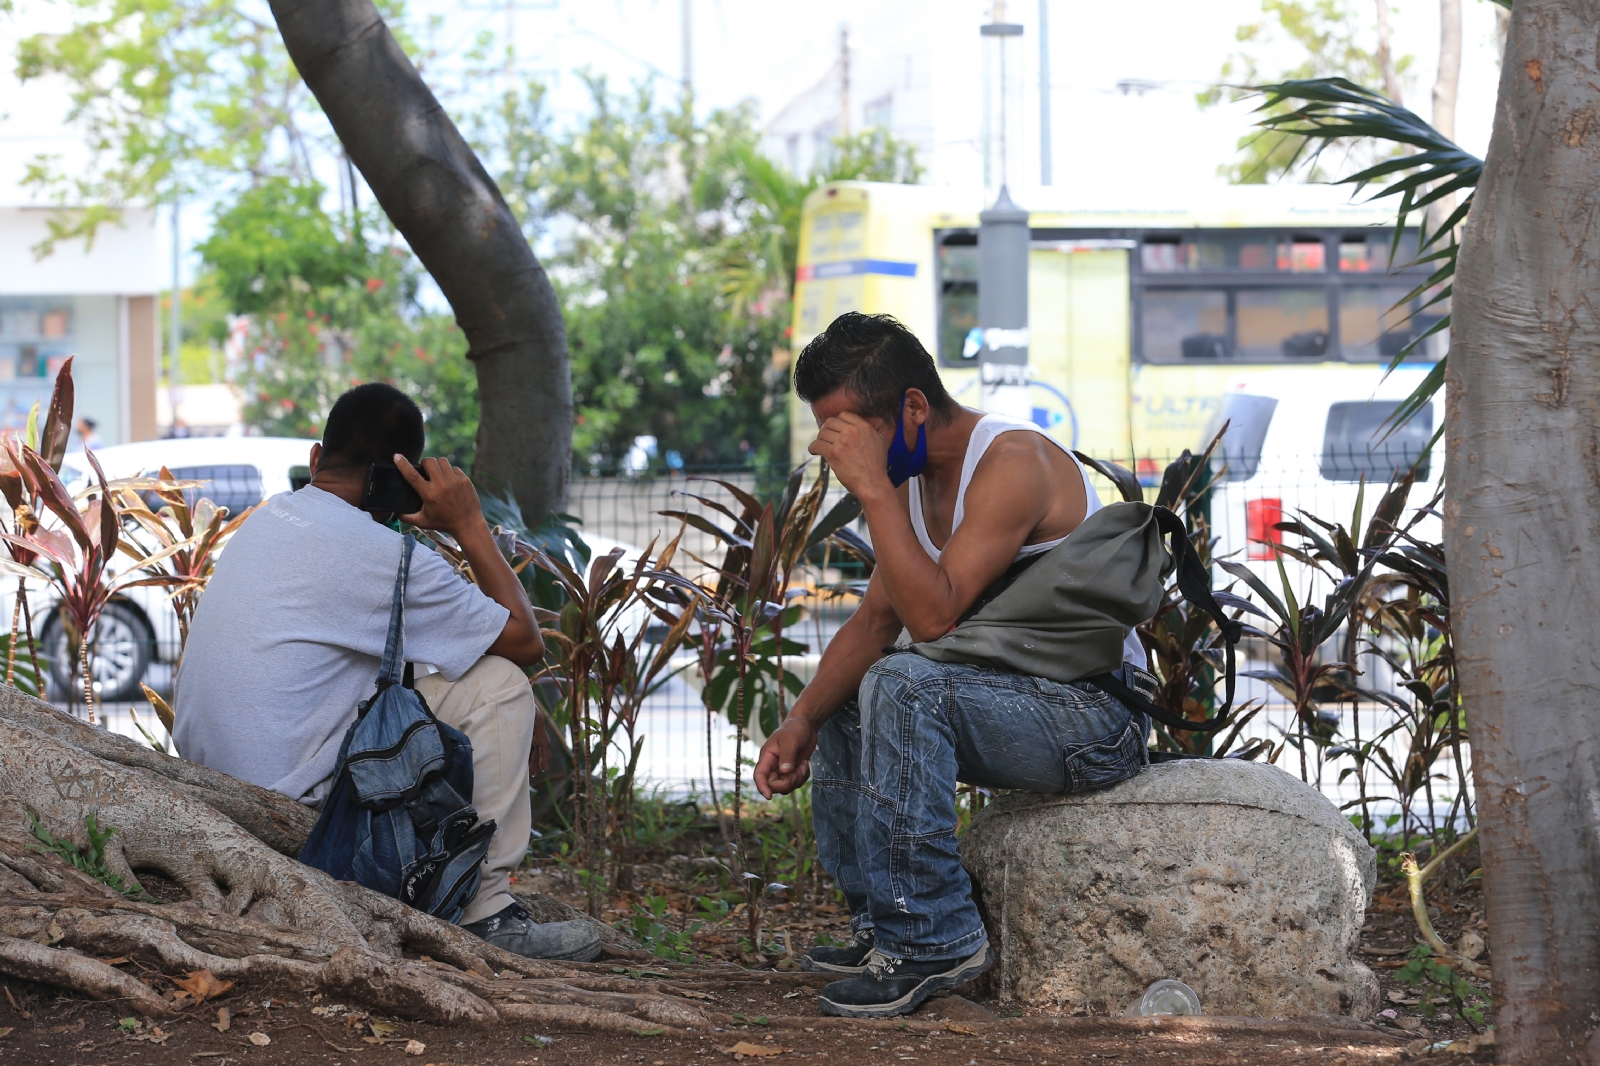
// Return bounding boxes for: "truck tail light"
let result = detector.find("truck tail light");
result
[1246,498,1284,560]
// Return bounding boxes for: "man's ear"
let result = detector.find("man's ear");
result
[903,388,932,427]
[308,443,322,476]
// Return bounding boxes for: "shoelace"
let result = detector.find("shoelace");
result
[864,949,903,979]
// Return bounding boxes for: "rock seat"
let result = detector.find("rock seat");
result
[960,758,1378,1018]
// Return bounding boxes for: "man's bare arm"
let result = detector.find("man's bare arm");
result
[395,455,544,667]
[812,415,1070,642]
[753,574,901,798]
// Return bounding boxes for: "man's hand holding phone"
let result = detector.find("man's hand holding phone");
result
[392,455,486,539]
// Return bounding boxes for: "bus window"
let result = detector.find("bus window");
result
[1339,231,1420,272]
[1341,286,1421,359]
[1143,290,1227,360]
[1320,400,1433,482]
[1208,393,1278,482]
[1236,289,1329,360]
[1275,238,1326,272]
[936,234,979,365]
[1140,232,1311,272]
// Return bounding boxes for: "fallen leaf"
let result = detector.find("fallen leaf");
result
[944,1022,979,1035]
[720,1041,786,1058]
[172,969,235,1004]
[3,986,29,1019]
[678,989,716,1001]
[212,1007,232,1033]
[50,1018,85,1033]
[782,991,801,999]
[248,1031,271,1046]
[97,956,130,966]
[370,1019,400,1038]
[0,1028,11,1039]
[143,1027,170,1046]
[404,1039,427,1055]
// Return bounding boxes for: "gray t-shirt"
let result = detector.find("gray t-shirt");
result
[173,486,509,804]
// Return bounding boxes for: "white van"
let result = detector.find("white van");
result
[1202,365,1443,604]
[31,437,322,701]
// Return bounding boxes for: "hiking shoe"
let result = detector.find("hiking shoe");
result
[817,943,992,1019]
[462,903,602,962]
[801,931,876,974]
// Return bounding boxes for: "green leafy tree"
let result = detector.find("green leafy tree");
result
[197,178,476,456]
[1199,0,1413,182]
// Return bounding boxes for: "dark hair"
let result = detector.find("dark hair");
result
[320,383,425,471]
[792,312,956,423]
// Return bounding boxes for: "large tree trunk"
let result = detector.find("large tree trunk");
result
[1446,1,1600,1060]
[267,0,572,522]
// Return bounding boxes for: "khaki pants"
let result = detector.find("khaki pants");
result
[414,655,535,926]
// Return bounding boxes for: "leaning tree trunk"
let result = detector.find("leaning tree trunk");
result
[1446,1,1600,1060]
[267,0,572,522]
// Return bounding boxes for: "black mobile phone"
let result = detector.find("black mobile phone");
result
[362,463,424,515]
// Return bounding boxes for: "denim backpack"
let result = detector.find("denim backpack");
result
[299,535,496,922]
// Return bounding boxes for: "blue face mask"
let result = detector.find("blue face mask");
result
[885,392,928,488]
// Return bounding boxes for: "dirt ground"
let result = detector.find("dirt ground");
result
[0,826,1490,1065]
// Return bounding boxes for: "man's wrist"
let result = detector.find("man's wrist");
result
[853,475,898,511]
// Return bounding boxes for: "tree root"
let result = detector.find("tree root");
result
[0,933,171,1017]
[496,1002,690,1036]
[0,688,736,1032]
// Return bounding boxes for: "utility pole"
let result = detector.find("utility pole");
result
[838,24,851,137]
[168,198,181,433]
[1038,0,1052,185]
[504,0,515,81]
[681,0,692,98]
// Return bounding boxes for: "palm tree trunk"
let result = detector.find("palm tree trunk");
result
[1431,0,1462,143]
[266,0,572,522]
[1448,1,1600,1058]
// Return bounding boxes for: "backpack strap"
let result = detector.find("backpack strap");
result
[1086,506,1243,735]
[377,535,415,690]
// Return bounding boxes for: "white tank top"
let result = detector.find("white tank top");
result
[907,413,1148,669]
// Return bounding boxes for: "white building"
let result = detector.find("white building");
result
[0,207,162,444]
[759,0,1028,195]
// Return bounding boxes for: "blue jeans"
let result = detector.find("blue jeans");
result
[811,652,1151,961]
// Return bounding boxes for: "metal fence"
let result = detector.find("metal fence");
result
[72,453,1463,832]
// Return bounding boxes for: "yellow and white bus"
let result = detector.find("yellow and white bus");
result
[788,181,1442,478]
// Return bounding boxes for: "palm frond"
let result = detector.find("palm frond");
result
[1250,77,1485,437]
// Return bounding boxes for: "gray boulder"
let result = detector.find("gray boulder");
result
[960,759,1378,1018]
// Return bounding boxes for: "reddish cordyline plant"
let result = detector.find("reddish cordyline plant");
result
[0,446,191,718]
[0,356,77,690]
[524,532,692,918]
[115,466,259,648]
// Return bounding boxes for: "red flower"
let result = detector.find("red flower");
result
[366,277,385,293]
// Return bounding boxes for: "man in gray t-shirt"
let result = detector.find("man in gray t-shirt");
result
[176,383,598,962]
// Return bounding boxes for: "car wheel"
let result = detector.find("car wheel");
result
[40,601,155,704]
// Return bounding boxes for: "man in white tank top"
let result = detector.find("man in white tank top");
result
[754,313,1155,1019]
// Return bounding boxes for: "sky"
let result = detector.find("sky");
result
[0,0,1510,283]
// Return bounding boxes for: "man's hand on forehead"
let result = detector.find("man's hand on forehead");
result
[809,411,893,501]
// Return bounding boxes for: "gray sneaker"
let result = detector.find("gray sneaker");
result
[462,903,603,962]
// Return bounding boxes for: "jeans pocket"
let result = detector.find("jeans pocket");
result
[1062,712,1147,794]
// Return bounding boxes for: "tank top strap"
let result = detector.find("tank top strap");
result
[910,413,1103,561]
[907,476,943,560]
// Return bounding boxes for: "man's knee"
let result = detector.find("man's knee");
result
[467,655,535,699]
